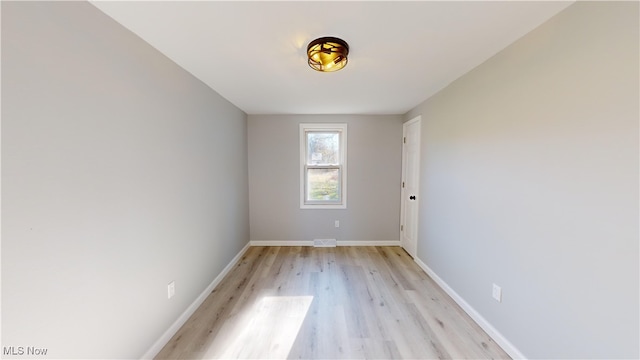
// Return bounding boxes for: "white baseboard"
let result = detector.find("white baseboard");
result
[338,240,400,246]
[140,242,251,359]
[249,240,401,247]
[250,240,313,246]
[413,257,526,360]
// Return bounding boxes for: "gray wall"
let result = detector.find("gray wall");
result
[248,115,402,242]
[405,2,639,358]
[2,2,249,358]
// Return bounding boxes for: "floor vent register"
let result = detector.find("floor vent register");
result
[313,239,337,247]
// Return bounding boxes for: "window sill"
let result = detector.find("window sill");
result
[300,204,347,210]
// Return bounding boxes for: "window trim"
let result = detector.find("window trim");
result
[300,123,347,209]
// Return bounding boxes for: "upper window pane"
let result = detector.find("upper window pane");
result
[306,132,339,165]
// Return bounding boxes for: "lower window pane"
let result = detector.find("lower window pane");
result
[307,168,340,202]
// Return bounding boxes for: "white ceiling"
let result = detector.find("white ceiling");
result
[90,1,573,115]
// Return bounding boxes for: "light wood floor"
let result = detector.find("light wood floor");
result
[155,246,510,359]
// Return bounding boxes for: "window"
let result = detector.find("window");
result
[300,123,347,209]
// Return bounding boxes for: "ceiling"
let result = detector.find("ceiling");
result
[90,1,573,115]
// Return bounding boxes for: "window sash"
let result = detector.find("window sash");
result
[305,131,341,166]
[304,165,342,204]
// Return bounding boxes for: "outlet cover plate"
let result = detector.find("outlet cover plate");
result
[168,281,175,299]
[492,283,502,302]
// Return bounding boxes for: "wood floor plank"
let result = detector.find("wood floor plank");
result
[155,246,510,359]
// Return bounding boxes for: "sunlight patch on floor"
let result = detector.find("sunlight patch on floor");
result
[202,295,313,359]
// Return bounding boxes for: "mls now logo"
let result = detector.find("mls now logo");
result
[3,346,48,356]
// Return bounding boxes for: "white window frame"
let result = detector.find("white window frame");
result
[300,123,347,209]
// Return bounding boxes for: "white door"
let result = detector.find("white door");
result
[400,116,421,258]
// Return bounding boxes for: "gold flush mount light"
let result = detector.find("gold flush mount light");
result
[307,37,349,72]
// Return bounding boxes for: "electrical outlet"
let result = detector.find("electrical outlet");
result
[168,281,175,299]
[492,283,502,302]
[335,220,340,228]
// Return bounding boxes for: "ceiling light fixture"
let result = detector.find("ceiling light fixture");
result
[307,37,349,72]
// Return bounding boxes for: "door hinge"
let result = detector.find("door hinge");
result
[402,181,405,188]
[403,136,406,144]
[401,225,404,231]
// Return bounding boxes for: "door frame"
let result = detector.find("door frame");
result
[400,115,421,258]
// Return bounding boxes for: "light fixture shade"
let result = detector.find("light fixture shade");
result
[307,37,349,72]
